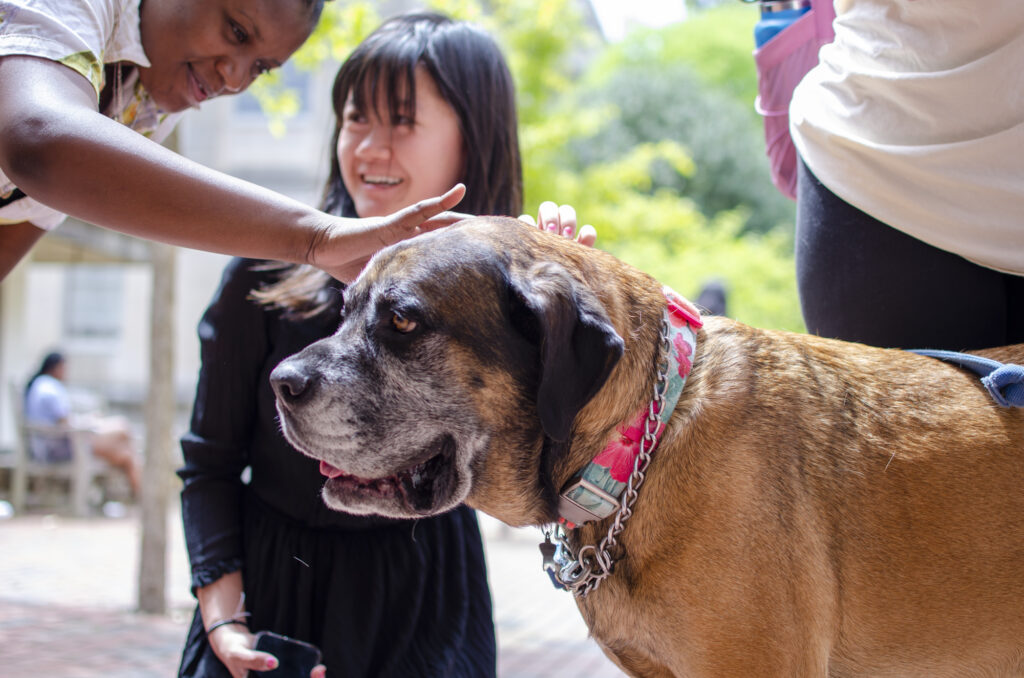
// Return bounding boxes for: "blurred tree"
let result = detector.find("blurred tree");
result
[570,63,794,234]
[571,4,795,234]
[596,3,763,107]
[526,138,804,331]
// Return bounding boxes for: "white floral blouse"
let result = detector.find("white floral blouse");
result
[0,0,182,230]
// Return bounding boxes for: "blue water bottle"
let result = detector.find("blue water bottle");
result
[754,0,811,48]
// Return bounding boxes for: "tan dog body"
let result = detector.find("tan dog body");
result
[271,217,1024,677]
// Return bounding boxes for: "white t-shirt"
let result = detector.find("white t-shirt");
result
[0,0,182,230]
[24,374,70,425]
[790,0,1024,275]
[24,373,73,462]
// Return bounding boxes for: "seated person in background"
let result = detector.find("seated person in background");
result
[24,351,141,496]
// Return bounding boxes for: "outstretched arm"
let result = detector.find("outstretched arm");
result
[0,56,463,281]
[0,221,45,280]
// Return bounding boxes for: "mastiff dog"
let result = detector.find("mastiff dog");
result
[270,216,1024,678]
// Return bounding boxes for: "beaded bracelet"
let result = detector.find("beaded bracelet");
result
[206,618,248,635]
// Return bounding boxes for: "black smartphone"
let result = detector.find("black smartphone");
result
[253,631,322,678]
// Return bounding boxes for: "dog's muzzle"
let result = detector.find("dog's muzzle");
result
[270,361,315,410]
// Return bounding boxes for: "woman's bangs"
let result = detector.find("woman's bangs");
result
[347,42,422,122]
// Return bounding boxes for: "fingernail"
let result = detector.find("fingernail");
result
[266,658,278,670]
[546,222,557,232]
[562,227,573,237]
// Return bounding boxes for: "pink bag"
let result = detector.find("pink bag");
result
[753,0,836,200]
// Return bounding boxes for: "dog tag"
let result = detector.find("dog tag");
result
[539,537,567,590]
[539,538,558,571]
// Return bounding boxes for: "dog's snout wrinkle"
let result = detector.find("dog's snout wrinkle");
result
[270,361,314,406]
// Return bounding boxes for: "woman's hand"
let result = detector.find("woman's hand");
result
[207,624,270,678]
[520,201,597,247]
[207,625,327,678]
[315,184,468,282]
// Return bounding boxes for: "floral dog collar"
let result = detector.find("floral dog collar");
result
[556,287,701,528]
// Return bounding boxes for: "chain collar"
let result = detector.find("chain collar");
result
[540,287,700,597]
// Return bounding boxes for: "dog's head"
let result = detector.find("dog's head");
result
[271,217,629,522]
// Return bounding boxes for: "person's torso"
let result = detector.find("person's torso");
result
[24,375,70,425]
[790,0,1024,274]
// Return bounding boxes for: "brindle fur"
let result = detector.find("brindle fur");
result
[272,217,1024,678]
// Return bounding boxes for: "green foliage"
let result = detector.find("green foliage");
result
[508,2,801,329]
[569,62,795,235]
[293,2,381,66]
[524,141,803,331]
[588,3,762,107]
[474,0,595,123]
[566,3,794,234]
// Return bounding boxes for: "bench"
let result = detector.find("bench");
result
[6,382,124,516]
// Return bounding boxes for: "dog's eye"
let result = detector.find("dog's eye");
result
[391,312,417,333]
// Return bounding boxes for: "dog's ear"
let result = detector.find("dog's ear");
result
[509,262,624,442]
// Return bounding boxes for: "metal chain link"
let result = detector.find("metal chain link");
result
[552,317,673,597]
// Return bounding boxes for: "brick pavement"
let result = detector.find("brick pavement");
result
[0,508,625,678]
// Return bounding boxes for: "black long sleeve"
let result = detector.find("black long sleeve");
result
[178,258,271,590]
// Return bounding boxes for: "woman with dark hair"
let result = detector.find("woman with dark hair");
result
[24,352,73,463]
[177,12,544,678]
[24,351,141,493]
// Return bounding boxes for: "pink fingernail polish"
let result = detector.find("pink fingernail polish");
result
[266,658,278,669]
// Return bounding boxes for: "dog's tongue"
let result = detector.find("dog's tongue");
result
[319,460,347,479]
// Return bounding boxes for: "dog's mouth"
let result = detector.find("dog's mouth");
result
[319,434,457,514]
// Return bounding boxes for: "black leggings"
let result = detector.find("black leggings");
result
[796,160,1024,350]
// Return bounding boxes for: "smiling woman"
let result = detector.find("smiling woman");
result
[0,0,466,283]
[337,66,466,220]
[137,0,316,111]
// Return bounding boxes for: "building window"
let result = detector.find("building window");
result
[63,265,122,341]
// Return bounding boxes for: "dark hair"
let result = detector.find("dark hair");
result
[260,11,523,316]
[303,0,329,28]
[323,11,521,217]
[25,351,65,398]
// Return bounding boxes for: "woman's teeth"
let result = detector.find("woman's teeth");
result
[363,175,401,186]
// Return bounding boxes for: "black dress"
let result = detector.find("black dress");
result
[177,259,496,678]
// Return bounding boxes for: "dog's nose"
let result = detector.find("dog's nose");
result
[270,362,313,406]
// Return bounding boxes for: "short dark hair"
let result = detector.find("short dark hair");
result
[323,11,522,218]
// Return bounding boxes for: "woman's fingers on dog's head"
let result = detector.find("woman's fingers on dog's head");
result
[378,185,467,243]
[576,224,597,248]
[402,184,466,230]
[556,203,577,237]
[537,201,561,234]
[522,203,594,246]
[537,202,582,239]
